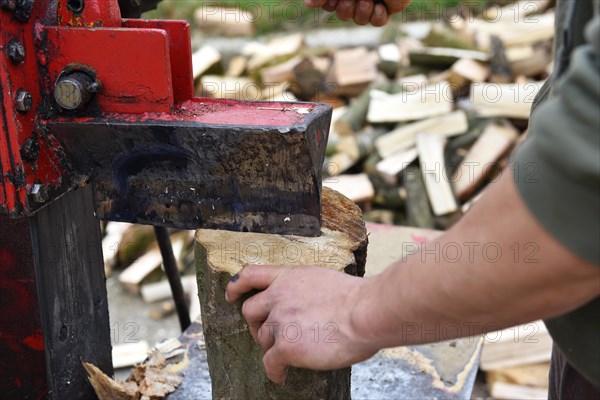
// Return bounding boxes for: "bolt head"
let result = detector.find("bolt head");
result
[54,71,96,110]
[15,89,33,113]
[7,40,25,64]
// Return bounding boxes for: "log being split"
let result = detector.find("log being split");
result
[195,187,368,399]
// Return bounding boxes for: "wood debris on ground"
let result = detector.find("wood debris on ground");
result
[84,339,186,400]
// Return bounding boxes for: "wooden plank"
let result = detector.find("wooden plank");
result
[416,132,458,216]
[30,186,113,398]
[375,110,468,158]
[367,81,454,123]
[452,122,518,200]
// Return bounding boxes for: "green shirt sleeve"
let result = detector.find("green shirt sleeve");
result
[512,14,600,266]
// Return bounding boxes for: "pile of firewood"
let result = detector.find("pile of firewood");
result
[191,0,555,230]
[480,321,553,399]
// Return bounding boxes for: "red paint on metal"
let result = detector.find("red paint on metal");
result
[51,99,316,127]
[57,0,122,27]
[44,26,174,114]
[123,19,194,103]
[0,219,47,398]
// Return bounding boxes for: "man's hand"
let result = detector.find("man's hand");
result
[225,265,378,384]
[304,0,411,26]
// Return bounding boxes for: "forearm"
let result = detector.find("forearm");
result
[353,169,600,348]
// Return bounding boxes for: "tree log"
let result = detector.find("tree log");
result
[195,187,368,399]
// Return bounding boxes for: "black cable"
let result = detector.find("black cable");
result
[153,226,191,331]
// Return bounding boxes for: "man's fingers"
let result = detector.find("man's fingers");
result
[256,320,277,351]
[263,347,289,384]
[370,3,389,26]
[336,0,357,21]
[225,265,283,303]
[354,0,374,25]
[304,0,329,8]
[241,292,270,340]
[323,0,339,12]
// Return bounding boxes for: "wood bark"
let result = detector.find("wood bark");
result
[195,187,368,399]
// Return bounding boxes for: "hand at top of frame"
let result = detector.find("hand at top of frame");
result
[225,264,379,384]
[304,0,412,26]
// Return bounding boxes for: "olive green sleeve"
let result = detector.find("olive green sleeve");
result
[511,15,600,266]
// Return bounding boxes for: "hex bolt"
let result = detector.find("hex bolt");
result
[54,71,98,111]
[14,0,35,22]
[28,183,48,204]
[7,39,25,64]
[15,89,33,113]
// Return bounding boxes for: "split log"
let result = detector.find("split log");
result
[487,362,550,390]
[246,34,304,70]
[489,381,547,400]
[451,58,490,83]
[192,45,222,80]
[194,5,255,37]
[377,43,402,78]
[511,46,552,77]
[292,57,326,101]
[409,47,488,68]
[112,341,149,369]
[403,166,435,229]
[375,147,419,184]
[416,132,458,216]
[480,321,552,371]
[375,110,469,158]
[259,56,303,84]
[330,47,378,96]
[422,23,479,50]
[323,173,375,204]
[102,222,132,276]
[336,126,388,163]
[195,187,368,399]
[452,121,518,200]
[368,81,454,123]
[470,81,543,119]
[489,36,514,84]
[467,11,555,50]
[200,76,261,101]
[334,80,401,137]
[225,56,248,77]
